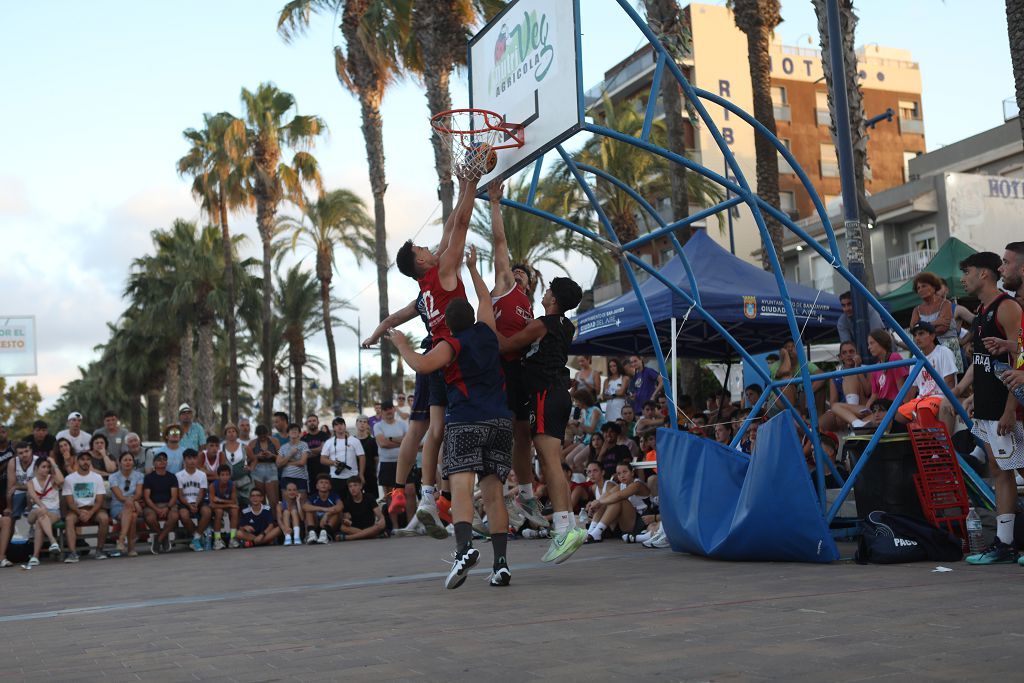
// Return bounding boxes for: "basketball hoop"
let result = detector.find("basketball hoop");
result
[430,108,524,181]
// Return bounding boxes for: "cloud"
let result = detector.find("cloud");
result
[0,175,33,216]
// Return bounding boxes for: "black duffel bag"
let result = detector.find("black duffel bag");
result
[855,510,963,564]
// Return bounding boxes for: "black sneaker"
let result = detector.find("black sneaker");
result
[444,547,480,590]
[150,537,161,556]
[488,566,511,587]
[965,539,1018,565]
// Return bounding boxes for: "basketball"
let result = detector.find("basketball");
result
[468,142,498,174]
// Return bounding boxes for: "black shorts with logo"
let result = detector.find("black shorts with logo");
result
[528,386,571,441]
[428,368,448,408]
[410,371,430,421]
[501,359,530,422]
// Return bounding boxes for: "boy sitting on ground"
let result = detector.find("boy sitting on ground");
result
[237,488,280,547]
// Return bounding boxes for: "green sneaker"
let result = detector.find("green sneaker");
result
[965,540,1017,565]
[541,527,587,564]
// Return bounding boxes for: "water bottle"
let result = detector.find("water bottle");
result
[522,529,549,539]
[203,529,213,551]
[966,508,984,555]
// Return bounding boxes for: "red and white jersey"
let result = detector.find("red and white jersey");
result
[492,284,534,361]
[418,265,467,345]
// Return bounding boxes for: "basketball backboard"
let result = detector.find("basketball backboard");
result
[468,0,583,187]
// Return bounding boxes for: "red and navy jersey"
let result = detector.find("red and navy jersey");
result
[492,284,534,361]
[438,322,511,423]
[418,266,467,345]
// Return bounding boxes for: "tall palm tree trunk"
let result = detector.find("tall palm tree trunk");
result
[165,350,180,426]
[291,344,305,420]
[318,252,342,414]
[220,198,240,422]
[180,322,194,409]
[258,202,275,424]
[197,316,215,429]
[1009,0,1024,144]
[129,397,143,435]
[813,0,876,292]
[146,388,162,441]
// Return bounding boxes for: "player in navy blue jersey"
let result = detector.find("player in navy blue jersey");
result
[390,247,513,589]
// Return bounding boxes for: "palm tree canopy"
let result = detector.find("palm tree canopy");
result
[176,112,252,220]
[279,188,375,273]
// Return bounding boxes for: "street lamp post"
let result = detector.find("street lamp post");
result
[357,318,363,415]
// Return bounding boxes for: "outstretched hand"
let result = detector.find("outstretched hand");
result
[360,335,378,349]
[488,179,504,203]
[466,245,478,272]
[386,329,409,349]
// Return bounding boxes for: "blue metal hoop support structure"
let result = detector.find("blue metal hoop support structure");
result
[488,0,995,526]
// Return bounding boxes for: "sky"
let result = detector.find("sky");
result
[1,0,1013,411]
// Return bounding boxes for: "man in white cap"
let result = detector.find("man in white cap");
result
[56,412,92,455]
[177,404,207,453]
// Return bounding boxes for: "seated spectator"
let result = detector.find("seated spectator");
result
[635,400,664,434]
[820,341,872,432]
[209,464,239,549]
[276,423,310,502]
[176,449,212,552]
[6,440,38,518]
[810,432,848,489]
[597,423,634,479]
[688,414,708,437]
[109,451,144,557]
[563,389,604,458]
[566,432,604,474]
[734,411,761,455]
[584,461,652,543]
[26,456,63,566]
[237,488,281,547]
[827,329,908,430]
[86,433,117,480]
[744,383,763,409]
[717,392,737,422]
[123,432,146,471]
[199,434,223,479]
[714,422,737,448]
[619,404,637,439]
[638,428,659,496]
[94,410,128,460]
[278,481,304,546]
[304,474,343,544]
[770,339,825,411]
[143,452,180,554]
[62,452,110,562]
[23,419,56,461]
[149,424,186,475]
[579,461,615,517]
[894,322,957,433]
[246,424,280,511]
[673,393,695,430]
[340,477,385,541]
[0,515,11,567]
[53,437,76,476]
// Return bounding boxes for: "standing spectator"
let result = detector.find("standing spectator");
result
[304,474,343,544]
[278,480,304,546]
[602,358,628,422]
[627,355,663,415]
[209,464,239,549]
[355,416,379,498]
[177,404,207,453]
[320,417,365,498]
[56,411,92,454]
[395,394,411,422]
[149,424,186,475]
[22,420,55,460]
[373,400,409,527]
[0,425,14,508]
[220,424,253,507]
[94,410,128,460]
[340,477,386,541]
[236,488,280,547]
[143,452,180,554]
[301,414,328,485]
[86,434,117,480]
[176,449,211,552]
[909,272,955,348]
[894,322,958,432]
[246,424,280,512]
[237,418,254,445]
[367,403,383,434]
[744,384,763,409]
[271,412,290,448]
[26,456,63,566]
[5,441,37,518]
[62,452,110,562]
[277,423,311,500]
[837,291,885,346]
[109,451,143,557]
[123,432,146,471]
[571,355,602,401]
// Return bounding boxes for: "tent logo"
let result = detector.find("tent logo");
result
[743,296,758,320]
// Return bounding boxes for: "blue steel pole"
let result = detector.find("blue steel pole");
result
[825,0,871,363]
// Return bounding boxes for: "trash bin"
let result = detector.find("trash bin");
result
[844,434,924,519]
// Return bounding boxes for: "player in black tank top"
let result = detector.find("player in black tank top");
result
[969,292,1015,421]
[522,315,575,394]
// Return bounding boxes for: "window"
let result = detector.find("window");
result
[909,226,936,253]
[815,91,831,126]
[772,86,790,121]
[820,143,839,177]
[898,100,920,120]
[809,254,834,292]
[898,100,924,134]
[903,151,919,182]
[778,138,794,174]
[779,191,797,214]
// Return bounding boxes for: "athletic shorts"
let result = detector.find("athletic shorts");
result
[177,502,208,519]
[330,476,357,498]
[250,463,278,483]
[501,359,530,422]
[442,418,513,482]
[281,476,309,493]
[971,419,1024,471]
[411,371,431,421]
[428,368,448,408]
[527,387,571,441]
[897,395,943,423]
[377,461,398,488]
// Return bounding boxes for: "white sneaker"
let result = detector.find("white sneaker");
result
[213,536,226,550]
[415,498,449,539]
[0,558,13,568]
[317,530,330,544]
[284,535,293,546]
[306,530,318,545]
[27,556,40,567]
[643,528,670,549]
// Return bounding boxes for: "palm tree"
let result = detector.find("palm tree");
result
[239,82,326,424]
[731,0,785,271]
[1009,0,1024,145]
[812,0,876,292]
[275,265,327,420]
[277,189,374,414]
[177,111,252,422]
[278,1,402,399]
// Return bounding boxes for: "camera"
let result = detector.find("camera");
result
[333,461,352,477]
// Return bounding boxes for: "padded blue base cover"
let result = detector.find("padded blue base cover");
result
[656,414,839,563]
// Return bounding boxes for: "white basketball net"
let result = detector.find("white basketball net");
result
[432,110,509,181]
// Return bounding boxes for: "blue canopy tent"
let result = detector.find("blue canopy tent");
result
[571,229,844,359]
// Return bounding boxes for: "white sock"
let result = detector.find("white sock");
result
[997,514,1015,545]
[293,526,301,539]
[587,521,599,535]
[552,510,572,534]
[591,522,607,539]
[518,484,534,500]
[193,532,200,539]
[636,531,652,543]
[422,484,436,500]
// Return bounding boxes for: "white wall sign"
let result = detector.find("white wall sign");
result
[0,316,38,376]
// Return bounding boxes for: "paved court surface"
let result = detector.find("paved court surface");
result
[1,535,1021,682]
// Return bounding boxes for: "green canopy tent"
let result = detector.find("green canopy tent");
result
[879,237,979,315]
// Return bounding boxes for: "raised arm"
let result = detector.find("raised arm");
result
[498,318,546,355]
[438,177,471,256]
[466,246,495,331]
[390,331,456,375]
[487,180,514,296]
[438,177,480,289]
[363,297,419,348]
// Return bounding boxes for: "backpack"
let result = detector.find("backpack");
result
[855,510,963,564]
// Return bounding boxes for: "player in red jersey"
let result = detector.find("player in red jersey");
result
[484,180,548,530]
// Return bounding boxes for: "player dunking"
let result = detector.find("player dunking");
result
[498,274,586,563]
[484,179,548,529]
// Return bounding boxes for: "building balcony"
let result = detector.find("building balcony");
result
[773,104,791,122]
[887,248,934,284]
[899,117,924,135]
[816,109,831,127]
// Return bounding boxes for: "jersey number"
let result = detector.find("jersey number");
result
[423,291,440,321]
